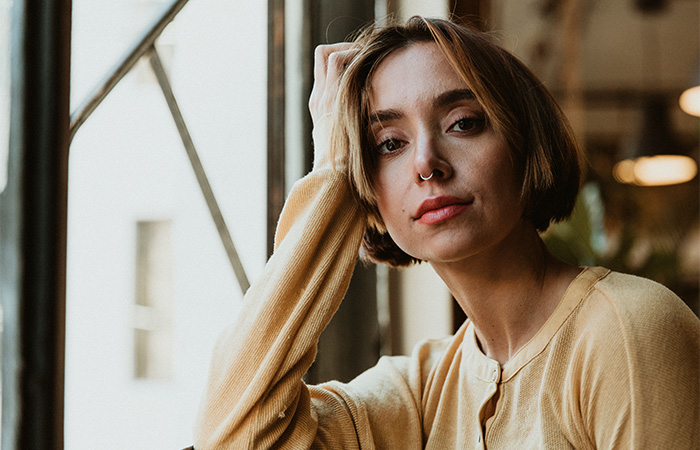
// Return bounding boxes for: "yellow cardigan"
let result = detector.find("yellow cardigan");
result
[193,168,700,449]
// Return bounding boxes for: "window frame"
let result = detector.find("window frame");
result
[0,0,71,448]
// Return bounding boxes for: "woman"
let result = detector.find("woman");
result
[193,17,700,449]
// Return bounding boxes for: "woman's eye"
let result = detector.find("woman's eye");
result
[450,117,486,133]
[376,138,403,155]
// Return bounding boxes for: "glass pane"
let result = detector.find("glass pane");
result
[70,0,171,109]
[66,1,267,449]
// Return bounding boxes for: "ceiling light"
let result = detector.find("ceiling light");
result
[614,96,698,186]
[679,70,700,117]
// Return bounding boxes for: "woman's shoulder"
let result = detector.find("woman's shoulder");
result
[573,267,699,352]
[553,269,700,448]
[587,268,697,321]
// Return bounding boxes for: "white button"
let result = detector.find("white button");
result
[491,369,498,382]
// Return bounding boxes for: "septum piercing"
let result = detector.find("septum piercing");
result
[419,171,434,181]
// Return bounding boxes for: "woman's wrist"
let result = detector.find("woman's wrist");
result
[312,114,348,172]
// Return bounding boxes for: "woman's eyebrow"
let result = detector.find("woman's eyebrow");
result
[433,89,476,109]
[369,109,402,126]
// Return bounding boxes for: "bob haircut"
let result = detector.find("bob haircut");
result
[329,16,582,267]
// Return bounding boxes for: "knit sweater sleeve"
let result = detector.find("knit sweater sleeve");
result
[192,168,367,449]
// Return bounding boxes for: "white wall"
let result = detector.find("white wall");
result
[393,264,454,356]
[391,0,449,20]
[65,1,267,449]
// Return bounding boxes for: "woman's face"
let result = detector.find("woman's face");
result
[369,42,528,264]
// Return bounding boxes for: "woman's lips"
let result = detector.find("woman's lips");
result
[414,196,472,225]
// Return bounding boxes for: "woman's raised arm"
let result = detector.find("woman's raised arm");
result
[192,44,367,449]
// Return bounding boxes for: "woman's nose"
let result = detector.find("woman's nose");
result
[413,134,452,183]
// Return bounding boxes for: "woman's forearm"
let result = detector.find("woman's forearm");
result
[193,168,365,449]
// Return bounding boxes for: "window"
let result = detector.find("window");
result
[65,1,267,448]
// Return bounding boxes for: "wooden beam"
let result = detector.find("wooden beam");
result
[267,0,286,258]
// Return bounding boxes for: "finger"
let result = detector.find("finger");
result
[310,44,358,122]
[313,43,355,85]
[311,44,352,114]
[325,48,359,90]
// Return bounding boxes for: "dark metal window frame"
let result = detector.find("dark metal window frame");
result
[1,0,71,448]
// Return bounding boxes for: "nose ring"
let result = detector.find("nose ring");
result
[419,171,434,181]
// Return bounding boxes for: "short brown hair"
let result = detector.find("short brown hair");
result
[330,16,582,266]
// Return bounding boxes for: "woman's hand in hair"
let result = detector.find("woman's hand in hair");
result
[309,43,358,169]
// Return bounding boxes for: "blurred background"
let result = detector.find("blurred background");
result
[0,0,697,449]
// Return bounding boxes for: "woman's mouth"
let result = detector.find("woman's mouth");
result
[414,196,472,225]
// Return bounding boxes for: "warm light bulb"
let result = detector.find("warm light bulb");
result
[613,155,698,186]
[679,85,700,117]
[612,159,636,184]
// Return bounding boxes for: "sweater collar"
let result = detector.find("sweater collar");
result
[460,266,611,383]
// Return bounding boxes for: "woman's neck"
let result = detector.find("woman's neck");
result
[431,222,580,365]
